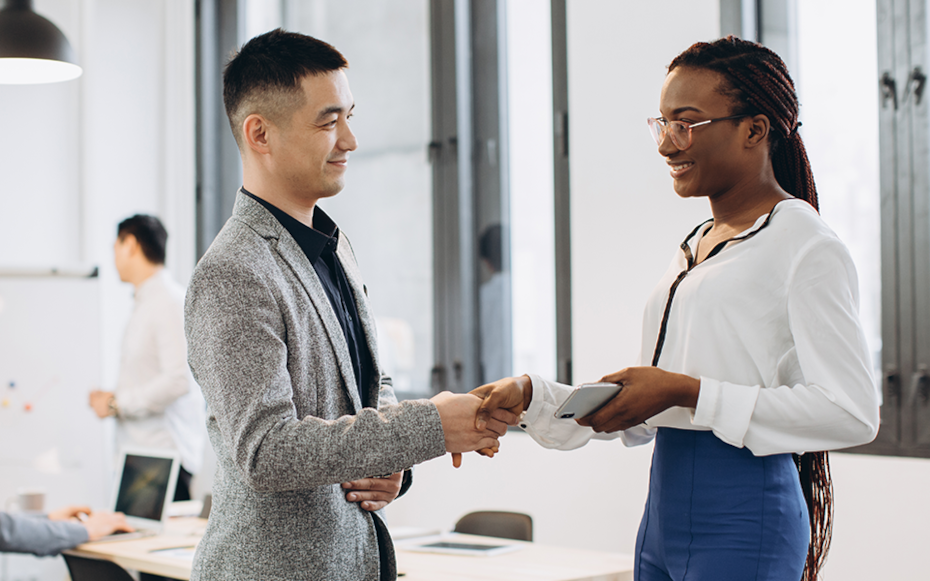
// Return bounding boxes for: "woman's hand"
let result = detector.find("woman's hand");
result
[575,367,699,433]
[471,375,533,430]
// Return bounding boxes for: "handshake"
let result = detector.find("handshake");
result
[430,375,533,468]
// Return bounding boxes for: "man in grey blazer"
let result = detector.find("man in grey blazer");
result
[185,30,512,581]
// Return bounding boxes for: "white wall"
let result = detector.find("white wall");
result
[0,0,196,384]
[0,1,195,578]
[389,3,930,581]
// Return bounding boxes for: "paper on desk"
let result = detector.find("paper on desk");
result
[149,546,197,560]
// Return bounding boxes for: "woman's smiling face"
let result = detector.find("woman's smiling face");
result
[656,67,750,200]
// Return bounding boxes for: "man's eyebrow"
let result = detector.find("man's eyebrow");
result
[315,103,355,122]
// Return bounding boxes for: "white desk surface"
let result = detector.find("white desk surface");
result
[67,517,634,581]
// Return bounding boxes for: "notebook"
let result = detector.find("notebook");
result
[89,447,180,543]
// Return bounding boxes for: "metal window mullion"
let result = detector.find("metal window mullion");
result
[470,0,510,389]
[862,0,903,454]
[195,0,241,259]
[907,0,930,449]
[551,0,572,385]
[430,0,458,394]
[893,0,917,450]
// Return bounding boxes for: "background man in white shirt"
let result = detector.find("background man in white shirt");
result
[89,215,206,502]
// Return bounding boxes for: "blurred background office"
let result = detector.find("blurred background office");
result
[0,0,927,580]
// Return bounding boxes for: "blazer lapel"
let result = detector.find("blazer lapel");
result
[232,191,363,413]
[336,237,382,408]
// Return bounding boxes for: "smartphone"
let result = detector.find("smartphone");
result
[553,382,622,420]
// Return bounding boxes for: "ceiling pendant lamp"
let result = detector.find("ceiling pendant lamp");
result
[0,0,82,84]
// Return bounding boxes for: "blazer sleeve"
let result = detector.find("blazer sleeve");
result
[0,513,88,556]
[185,257,447,493]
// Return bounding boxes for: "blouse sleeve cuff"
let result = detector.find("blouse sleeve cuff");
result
[693,376,760,448]
[519,373,554,429]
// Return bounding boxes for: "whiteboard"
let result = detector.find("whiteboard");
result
[0,277,109,581]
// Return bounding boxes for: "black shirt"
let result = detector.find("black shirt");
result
[243,189,374,407]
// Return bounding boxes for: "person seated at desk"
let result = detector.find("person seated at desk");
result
[0,506,132,557]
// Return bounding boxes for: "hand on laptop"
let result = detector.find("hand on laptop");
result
[342,472,403,512]
[47,505,94,522]
[47,506,134,541]
[81,512,135,541]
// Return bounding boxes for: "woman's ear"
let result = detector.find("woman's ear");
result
[745,114,771,148]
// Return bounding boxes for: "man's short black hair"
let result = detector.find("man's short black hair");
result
[223,28,348,148]
[117,214,168,265]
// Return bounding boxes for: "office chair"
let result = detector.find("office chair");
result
[453,510,533,542]
[63,554,135,581]
[199,493,212,519]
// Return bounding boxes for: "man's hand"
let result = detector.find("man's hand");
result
[341,472,403,512]
[47,505,93,522]
[89,390,115,419]
[81,512,134,541]
[470,375,532,431]
[431,392,514,462]
[574,367,700,433]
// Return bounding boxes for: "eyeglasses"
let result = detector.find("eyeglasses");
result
[646,114,747,150]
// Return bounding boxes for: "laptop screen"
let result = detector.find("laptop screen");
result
[114,454,174,521]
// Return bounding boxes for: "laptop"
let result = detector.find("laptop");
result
[89,447,180,543]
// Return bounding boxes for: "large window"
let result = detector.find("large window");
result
[199,0,564,399]
[794,2,883,439]
[752,0,930,457]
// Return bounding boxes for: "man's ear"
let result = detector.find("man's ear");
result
[122,234,141,257]
[745,114,771,148]
[243,114,272,155]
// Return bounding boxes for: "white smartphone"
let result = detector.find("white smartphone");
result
[553,382,623,420]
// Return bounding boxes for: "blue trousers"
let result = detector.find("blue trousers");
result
[635,429,809,581]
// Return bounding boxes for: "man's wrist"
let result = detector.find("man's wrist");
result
[107,395,120,418]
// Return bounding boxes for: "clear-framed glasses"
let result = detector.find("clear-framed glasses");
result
[646,114,747,150]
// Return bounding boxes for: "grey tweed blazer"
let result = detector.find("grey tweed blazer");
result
[185,191,446,581]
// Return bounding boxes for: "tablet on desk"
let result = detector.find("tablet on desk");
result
[403,537,523,557]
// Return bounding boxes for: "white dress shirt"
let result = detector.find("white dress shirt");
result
[115,269,206,473]
[521,199,880,457]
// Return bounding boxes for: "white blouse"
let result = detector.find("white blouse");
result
[520,199,881,457]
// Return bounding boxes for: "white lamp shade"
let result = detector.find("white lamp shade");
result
[0,57,81,84]
[0,0,82,85]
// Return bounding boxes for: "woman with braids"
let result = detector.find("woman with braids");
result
[470,36,880,581]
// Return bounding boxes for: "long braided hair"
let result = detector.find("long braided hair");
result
[669,36,831,581]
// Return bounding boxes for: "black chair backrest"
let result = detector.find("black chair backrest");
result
[63,554,136,581]
[453,510,533,542]
[199,493,213,519]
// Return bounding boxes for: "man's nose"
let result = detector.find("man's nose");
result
[339,122,358,152]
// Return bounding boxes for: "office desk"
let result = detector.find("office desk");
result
[66,517,205,579]
[66,518,634,581]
